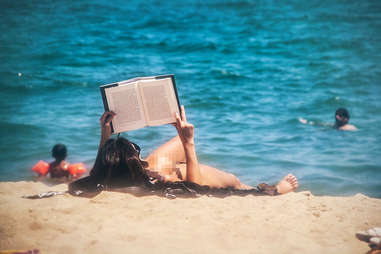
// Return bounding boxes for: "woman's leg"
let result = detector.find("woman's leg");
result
[145,135,185,170]
[144,136,187,182]
[145,135,299,193]
[144,135,250,188]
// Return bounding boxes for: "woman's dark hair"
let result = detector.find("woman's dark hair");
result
[52,144,67,161]
[69,137,278,198]
[90,137,150,188]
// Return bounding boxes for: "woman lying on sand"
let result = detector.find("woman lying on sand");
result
[69,106,298,198]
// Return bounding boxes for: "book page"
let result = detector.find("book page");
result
[138,78,179,126]
[105,83,146,133]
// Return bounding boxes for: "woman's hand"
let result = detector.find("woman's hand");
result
[173,106,202,184]
[173,106,194,146]
[99,111,116,148]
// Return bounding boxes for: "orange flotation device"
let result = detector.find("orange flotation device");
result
[32,161,87,177]
[68,163,87,177]
[32,160,50,176]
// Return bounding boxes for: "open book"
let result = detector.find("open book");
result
[100,74,181,134]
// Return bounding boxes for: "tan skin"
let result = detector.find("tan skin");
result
[36,160,71,183]
[49,160,69,178]
[99,106,299,194]
[335,114,357,131]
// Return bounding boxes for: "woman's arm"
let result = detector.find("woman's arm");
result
[173,106,202,185]
[99,111,116,149]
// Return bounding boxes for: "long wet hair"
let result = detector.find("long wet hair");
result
[69,137,278,198]
[90,137,150,188]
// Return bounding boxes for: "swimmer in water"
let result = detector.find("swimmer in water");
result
[334,108,357,131]
[298,108,357,131]
[48,144,70,178]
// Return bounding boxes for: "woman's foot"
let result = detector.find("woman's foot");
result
[276,174,299,194]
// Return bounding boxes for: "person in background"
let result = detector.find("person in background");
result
[48,144,70,178]
[334,108,357,131]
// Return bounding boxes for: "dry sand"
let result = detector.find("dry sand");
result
[1,181,381,254]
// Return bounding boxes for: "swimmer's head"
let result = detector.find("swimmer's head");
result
[52,144,67,161]
[335,108,350,127]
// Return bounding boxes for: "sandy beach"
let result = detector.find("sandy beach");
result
[1,181,380,254]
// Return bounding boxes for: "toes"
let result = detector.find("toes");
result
[288,176,299,188]
[283,174,299,189]
[286,174,297,182]
[293,178,299,188]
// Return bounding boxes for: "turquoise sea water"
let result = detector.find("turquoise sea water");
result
[1,0,380,197]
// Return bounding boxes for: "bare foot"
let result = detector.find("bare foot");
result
[276,174,299,194]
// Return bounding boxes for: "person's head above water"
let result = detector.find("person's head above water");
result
[334,108,357,131]
[335,108,350,127]
[52,144,67,161]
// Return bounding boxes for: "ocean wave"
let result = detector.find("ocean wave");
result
[209,68,246,80]
[0,121,44,137]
